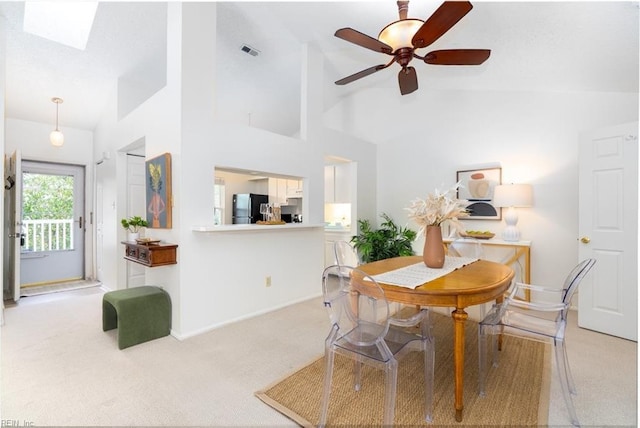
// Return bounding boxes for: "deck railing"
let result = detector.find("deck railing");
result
[22,219,74,252]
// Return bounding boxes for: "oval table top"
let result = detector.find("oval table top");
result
[356,256,514,308]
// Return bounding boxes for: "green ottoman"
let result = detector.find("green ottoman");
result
[102,286,171,349]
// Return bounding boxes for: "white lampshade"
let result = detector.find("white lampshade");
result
[493,184,533,242]
[378,19,423,52]
[50,129,64,147]
[493,184,533,208]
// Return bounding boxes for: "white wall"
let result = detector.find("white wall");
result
[5,118,94,165]
[89,3,377,338]
[5,118,96,280]
[178,123,327,336]
[320,127,378,228]
[14,3,634,339]
[93,4,182,332]
[326,89,638,288]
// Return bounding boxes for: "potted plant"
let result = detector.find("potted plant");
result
[406,182,469,268]
[121,216,148,241]
[351,213,416,263]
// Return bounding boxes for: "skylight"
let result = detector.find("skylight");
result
[23,2,98,50]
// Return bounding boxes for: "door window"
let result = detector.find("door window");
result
[22,171,75,252]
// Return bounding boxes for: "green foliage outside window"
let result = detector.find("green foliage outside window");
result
[22,173,73,220]
[22,173,74,251]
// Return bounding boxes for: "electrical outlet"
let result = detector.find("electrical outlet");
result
[265,276,271,287]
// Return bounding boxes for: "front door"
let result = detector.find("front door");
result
[578,122,638,341]
[19,161,86,289]
[4,151,22,301]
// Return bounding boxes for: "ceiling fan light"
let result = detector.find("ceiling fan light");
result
[50,130,64,147]
[378,19,423,52]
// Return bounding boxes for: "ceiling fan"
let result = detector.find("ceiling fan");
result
[334,1,490,95]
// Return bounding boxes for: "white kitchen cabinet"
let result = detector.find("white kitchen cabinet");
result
[334,164,350,203]
[324,166,334,203]
[268,178,287,205]
[277,180,287,202]
[325,164,351,203]
[268,178,277,203]
[269,178,302,204]
[286,179,303,198]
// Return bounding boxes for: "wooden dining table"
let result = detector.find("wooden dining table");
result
[356,255,514,422]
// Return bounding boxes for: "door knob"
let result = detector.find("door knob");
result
[580,236,591,244]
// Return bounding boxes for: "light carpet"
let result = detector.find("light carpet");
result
[2,288,634,426]
[256,313,551,426]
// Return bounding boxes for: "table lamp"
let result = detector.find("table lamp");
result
[493,183,533,241]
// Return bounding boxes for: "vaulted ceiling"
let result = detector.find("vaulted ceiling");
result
[1,1,638,140]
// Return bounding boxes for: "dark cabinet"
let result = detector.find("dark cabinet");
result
[122,241,178,267]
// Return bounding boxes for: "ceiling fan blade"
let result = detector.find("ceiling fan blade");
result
[335,28,393,54]
[398,66,418,95]
[412,1,474,49]
[335,64,387,85]
[424,49,491,65]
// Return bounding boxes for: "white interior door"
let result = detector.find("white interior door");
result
[578,122,638,341]
[126,154,146,287]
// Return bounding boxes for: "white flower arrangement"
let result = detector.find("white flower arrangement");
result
[406,182,469,237]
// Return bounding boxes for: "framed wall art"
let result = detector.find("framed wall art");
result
[146,152,172,228]
[456,167,502,220]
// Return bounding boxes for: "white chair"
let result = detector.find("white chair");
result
[319,265,435,426]
[333,240,360,267]
[478,258,596,427]
[333,239,428,328]
[447,237,484,259]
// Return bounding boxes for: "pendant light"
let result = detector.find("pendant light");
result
[50,97,64,147]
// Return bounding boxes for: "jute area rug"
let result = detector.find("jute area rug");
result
[256,312,551,426]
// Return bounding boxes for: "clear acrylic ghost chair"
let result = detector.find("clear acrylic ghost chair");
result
[333,240,360,267]
[447,237,484,259]
[333,240,430,330]
[478,258,596,427]
[333,239,416,323]
[319,265,435,426]
[447,237,487,318]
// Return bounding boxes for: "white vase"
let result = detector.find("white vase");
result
[128,232,139,242]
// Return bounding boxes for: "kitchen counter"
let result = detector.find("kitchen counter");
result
[324,227,352,233]
[192,223,323,233]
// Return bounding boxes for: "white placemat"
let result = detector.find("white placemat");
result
[371,256,479,289]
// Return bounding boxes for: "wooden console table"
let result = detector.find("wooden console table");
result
[122,241,178,267]
[444,237,531,300]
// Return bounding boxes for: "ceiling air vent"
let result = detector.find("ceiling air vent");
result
[240,44,260,57]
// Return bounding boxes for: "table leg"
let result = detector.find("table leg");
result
[496,294,505,351]
[452,307,468,422]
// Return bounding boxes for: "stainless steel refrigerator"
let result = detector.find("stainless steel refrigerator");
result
[232,193,269,224]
